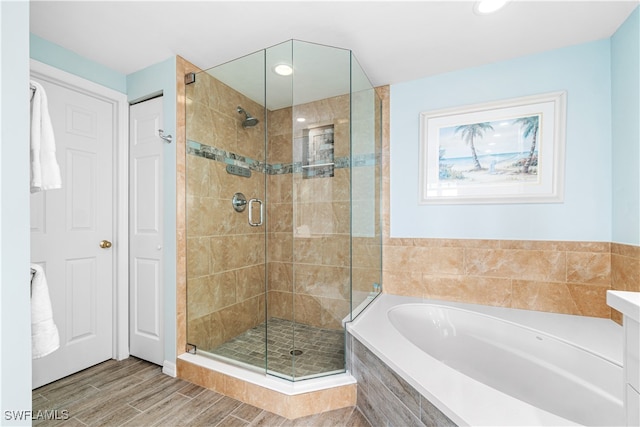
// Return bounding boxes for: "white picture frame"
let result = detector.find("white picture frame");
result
[419,91,567,204]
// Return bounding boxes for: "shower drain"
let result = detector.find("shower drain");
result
[290,349,303,356]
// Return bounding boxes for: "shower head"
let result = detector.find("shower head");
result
[237,106,259,128]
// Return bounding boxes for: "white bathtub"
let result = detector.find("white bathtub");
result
[347,294,624,426]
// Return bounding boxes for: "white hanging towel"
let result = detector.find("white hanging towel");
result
[30,264,60,359]
[30,80,62,192]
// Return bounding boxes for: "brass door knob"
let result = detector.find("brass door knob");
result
[99,240,112,249]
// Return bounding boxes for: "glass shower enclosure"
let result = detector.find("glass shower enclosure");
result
[186,40,381,381]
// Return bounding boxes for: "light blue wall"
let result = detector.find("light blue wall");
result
[612,7,640,246]
[127,58,178,365]
[30,37,178,365]
[390,40,613,241]
[0,1,32,424]
[30,34,126,94]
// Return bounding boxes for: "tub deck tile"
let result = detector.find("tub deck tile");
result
[373,349,421,416]
[356,387,389,427]
[352,338,421,418]
[350,335,458,427]
[420,396,457,427]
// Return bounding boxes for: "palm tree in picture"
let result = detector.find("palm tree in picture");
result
[513,115,539,174]
[454,122,494,170]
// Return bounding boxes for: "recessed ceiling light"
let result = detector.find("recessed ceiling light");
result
[474,0,509,15]
[296,117,306,123]
[274,64,293,76]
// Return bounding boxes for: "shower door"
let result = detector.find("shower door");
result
[185,49,268,372]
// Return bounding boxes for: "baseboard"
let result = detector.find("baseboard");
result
[162,360,177,377]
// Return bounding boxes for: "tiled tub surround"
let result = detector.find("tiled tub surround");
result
[347,332,456,427]
[382,239,640,323]
[347,294,624,426]
[612,243,640,323]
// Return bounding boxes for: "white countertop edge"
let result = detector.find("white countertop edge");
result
[607,290,640,323]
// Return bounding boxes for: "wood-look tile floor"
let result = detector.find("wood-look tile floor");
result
[32,357,371,427]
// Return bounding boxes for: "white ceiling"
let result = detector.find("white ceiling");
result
[30,0,638,88]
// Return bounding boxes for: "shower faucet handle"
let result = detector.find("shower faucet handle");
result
[232,193,247,212]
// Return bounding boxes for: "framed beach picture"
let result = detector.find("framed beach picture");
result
[419,91,567,204]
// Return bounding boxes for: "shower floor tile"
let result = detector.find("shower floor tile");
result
[207,318,345,379]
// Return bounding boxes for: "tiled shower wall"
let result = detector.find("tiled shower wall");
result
[185,72,267,350]
[266,95,381,330]
[264,107,295,326]
[377,86,640,324]
[265,101,353,330]
[185,70,380,350]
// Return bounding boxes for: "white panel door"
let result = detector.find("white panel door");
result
[31,76,114,389]
[129,97,164,365]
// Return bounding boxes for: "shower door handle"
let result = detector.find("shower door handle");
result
[248,198,263,227]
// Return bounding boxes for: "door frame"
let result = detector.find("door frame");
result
[30,59,130,361]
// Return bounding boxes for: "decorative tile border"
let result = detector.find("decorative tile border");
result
[187,140,266,172]
[187,139,378,175]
